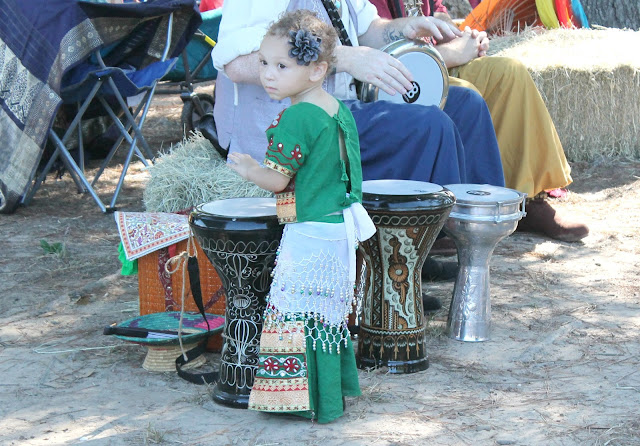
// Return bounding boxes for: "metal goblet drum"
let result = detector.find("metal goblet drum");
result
[442,184,526,342]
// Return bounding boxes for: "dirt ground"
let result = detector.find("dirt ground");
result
[1,85,639,446]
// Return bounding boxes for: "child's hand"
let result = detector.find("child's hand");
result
[228,153,259,180]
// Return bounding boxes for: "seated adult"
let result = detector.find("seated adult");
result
[212,1,505,196]
[371,0,589,242]
[212,0,506,308]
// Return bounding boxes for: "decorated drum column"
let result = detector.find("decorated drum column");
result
[442,184,526,342]
[358,180,455,373]
[189,198,282,408]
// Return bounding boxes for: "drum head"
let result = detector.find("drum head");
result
[377,50,446,107]
[444,184,521,204]
[363,179,443,195]
[198,197,276,218]
[362,179,454,211]
[444,184,525,222]
[190,197,280,233]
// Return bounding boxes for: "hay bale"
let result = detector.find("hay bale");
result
[143,133,272,213]
[445,0,473,20]
[487,27,640,161]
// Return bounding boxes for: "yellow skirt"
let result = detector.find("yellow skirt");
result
[450,56,572,197]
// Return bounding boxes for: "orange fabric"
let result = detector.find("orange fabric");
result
[460,0,542,34]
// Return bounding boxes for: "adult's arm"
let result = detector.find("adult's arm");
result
[211,0,289,84]
[358,16,461,49]
[347,15,462,94]
[224,53,261,85]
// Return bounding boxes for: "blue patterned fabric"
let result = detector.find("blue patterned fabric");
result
[0,0,201,214]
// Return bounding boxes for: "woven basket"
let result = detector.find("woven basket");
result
[142,342,206,372]
[138,238,225,351]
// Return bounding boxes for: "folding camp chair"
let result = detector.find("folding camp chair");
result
[21,1,201,213]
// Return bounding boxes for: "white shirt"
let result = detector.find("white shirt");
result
[211,0,380,100]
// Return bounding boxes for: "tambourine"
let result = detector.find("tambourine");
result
[359,40,449,109]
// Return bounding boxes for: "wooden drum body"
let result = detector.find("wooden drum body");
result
[357,180,455,373]
[189,197,282,408]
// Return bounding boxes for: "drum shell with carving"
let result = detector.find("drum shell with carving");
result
[359,39,449,109]
[189,197,282,408]
[357,180,455,373]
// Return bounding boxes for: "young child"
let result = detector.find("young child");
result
[227,10,376,424]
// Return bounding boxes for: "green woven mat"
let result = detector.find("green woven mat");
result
[114,311,225,346]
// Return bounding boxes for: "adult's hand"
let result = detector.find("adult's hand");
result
[403,16,462,42]
[436,28,488,68]
[468,27,490,57]
[336,45,415,96]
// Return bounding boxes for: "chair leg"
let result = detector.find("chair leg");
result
[48,131,107,213]
[107,77,156,161]
[109,135,139,209]
[91,96,150,188]
[22,145,60,206]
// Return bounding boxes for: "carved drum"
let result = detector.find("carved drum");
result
[357,180,455,373]
[189,197,282,408]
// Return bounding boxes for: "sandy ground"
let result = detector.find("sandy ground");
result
[1,86,639,446]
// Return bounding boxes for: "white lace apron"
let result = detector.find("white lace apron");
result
[263,202,375,353]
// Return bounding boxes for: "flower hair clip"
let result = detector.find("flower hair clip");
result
[288,29,322,66]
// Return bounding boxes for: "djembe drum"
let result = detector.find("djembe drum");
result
[189,197,282,408]
[358,180,455,373]
[442,184,526,342]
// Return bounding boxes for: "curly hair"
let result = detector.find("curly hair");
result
[265,9,338,70]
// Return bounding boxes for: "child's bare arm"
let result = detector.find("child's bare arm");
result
[228,153,290,193]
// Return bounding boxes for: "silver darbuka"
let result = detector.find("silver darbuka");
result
[442,184,526,342]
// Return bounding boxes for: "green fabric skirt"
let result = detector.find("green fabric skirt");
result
[248,319,360,424]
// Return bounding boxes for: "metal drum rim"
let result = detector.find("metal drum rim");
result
[448,197,526,223]
[190,197,277,221]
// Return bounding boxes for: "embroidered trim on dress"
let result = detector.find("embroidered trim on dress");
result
[275,191,297,223]
[248,320,311,412]
[264,159,294,178]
